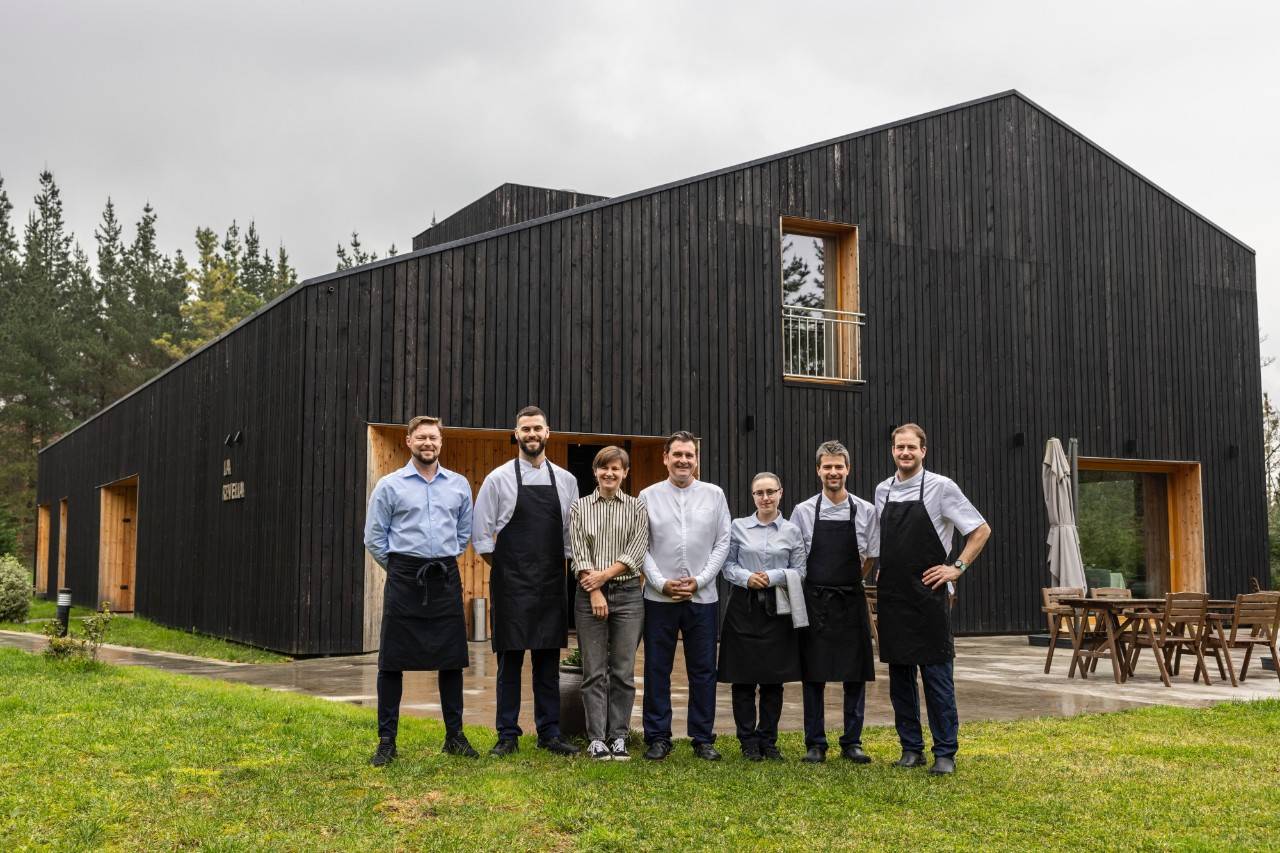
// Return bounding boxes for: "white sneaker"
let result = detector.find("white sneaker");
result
[587,739,611,761]
[609,737,630,761]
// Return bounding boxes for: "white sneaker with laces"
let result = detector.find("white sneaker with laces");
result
[609,737,630,761]
[587,739,611,761]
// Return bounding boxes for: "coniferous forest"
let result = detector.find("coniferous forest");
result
[0,170,298,563]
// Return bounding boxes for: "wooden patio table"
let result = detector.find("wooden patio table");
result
[1056,597,1236,684]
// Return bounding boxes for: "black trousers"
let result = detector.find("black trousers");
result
[377,669,463,741]
[801,680,866,749]
[495,648,561,740]
[730,683,783,747]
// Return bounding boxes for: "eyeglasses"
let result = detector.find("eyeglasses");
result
[751,488,781,498]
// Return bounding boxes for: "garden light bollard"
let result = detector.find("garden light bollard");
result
[56,589,72,637]
[471,597,488,643]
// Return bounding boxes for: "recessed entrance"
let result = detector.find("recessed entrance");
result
[98,475,139,612]
[1076,458,1203,595]
[36,505,51,594]
[362,424,669,651]
[57,499,68,591]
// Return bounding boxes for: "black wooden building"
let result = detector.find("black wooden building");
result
[34,91,1265,655]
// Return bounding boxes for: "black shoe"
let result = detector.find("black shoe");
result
[693,742,721,761]
[929,756,956,775]
[801,746,827,764]
[895,750,927,768]
[761,743,784,762]
[841,745,872,764]
[442,733,478,758]
[644,739,673,761]
[369,737,397,767]
[537,736,581,756]
[740,741,763,762]
[489,737,519,757]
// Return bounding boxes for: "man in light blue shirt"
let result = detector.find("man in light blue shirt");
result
[363,415,477,766]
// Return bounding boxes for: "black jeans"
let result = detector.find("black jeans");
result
[377,669,463,741]
[801,680,866,749]
[731,683,783,748]
[495,648,561,740]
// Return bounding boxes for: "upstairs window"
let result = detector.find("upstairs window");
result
[780,217,862,383]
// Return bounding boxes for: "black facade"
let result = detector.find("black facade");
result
[36,91,1265,654]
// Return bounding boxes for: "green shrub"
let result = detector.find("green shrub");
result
[0,553,31,622]
[43,601,113,662]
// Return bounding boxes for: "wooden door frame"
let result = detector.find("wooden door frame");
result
[1076,457,1204,593]
[97,474,140,612]
[35,505,51,595]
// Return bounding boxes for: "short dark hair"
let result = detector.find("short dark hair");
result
[815,440,850,468]
[664,430,698,453]
[407,415,443,434]
[593,445,631,470]
[514,405,547,426]
[892,423,927,446]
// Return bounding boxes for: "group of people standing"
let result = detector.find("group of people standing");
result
[363,407,991,775]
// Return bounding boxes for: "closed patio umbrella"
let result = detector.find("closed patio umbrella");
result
[1042,437,1087,590]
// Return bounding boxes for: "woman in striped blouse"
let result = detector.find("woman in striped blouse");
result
[569,445,651,761]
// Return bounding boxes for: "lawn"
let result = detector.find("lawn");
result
[0,598,288,664]
[1,649,1277,851]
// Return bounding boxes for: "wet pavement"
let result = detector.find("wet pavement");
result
[4,630,1276,736]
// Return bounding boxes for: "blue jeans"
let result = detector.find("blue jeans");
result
[888,662,959,759]
[642,599,718,745]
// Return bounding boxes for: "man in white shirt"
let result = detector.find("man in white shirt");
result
[473,405,581,757]
[869,423,991,776]
[639,430,732,761]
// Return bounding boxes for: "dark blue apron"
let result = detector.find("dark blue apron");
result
[799,495,875,683]
[489,459,568,652]
[876,472,953,665]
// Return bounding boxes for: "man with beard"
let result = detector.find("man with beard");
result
[788,440,876,764]
[639,431,732,761]
[363,415,477,765]
[474,406,580,756]
[871,423,991,775]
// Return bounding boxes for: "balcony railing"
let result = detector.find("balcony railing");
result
[781,304,865,382]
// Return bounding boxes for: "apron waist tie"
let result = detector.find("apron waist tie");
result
[808,585,860,633]
[414,560,451,606]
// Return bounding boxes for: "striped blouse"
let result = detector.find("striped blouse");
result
[569,490,650,583]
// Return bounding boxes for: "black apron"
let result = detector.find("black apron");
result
[876,472,953,665]
[800,495,876,683]
[717,547,802,684]
[489,459,568,652]
[378,553,469,672]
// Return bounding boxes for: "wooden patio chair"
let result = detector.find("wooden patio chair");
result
[1126,592,1211,687]
[865,586,879,649]
[1083,587,1131,673]
[1041,586,1084,674]
[1197,592,1280,687]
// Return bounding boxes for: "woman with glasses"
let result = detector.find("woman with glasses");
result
[716,472,808,760]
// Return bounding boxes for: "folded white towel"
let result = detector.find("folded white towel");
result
[773,569,809,629]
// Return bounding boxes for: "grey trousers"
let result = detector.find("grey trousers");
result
[574,579,645,741]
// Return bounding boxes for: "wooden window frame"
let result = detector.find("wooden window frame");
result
[779,216,862,386]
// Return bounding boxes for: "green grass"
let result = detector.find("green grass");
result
[0,598,288,663]
[1,648,1277,851]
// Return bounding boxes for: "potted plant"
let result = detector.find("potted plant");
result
[559,645,586,737]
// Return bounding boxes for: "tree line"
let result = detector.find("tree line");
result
[0,170,298,562]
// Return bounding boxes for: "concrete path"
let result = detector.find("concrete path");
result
[5,631,1276,737]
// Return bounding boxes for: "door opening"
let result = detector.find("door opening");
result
[98,475,139,612]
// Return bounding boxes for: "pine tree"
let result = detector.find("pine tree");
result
[335,231,377,270]
[127,203,188,372]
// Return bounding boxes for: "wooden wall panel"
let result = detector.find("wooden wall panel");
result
[35,505,50,594]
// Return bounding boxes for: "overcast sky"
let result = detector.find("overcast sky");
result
[2,1,1277,400]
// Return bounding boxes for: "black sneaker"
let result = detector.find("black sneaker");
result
[489,737,519,757]
[608,737,631,761]
[442,733,478,757]
[740,741,763,762]
[536,735,580,756]
[369,737,397,767]
[692,742,721,761]
[841,745,872,764]
[644,739,672,761]
[761,743,784,761]
[586,739,611,761]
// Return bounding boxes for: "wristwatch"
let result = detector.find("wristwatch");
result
[953,560,968,574]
